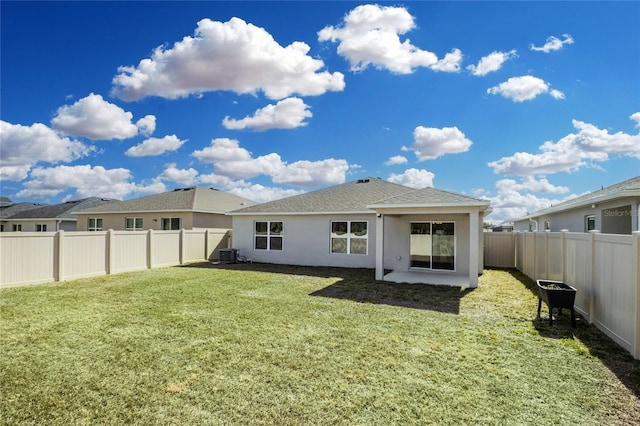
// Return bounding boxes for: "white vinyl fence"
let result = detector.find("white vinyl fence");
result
[484,231,640,359]
[0,228,231,288]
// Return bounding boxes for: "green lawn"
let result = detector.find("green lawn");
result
[1,264,638,425]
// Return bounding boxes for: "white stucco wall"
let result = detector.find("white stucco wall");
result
[231,214,378,268]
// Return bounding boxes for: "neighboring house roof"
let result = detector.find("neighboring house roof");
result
[230,178,415,215]
[6,198,118,221]
[76,186,256,214]
[516,175,640,221]
[0,197,13,207]
[0,202,48,219]
[368,186,490,209]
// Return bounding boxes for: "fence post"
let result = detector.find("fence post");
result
[561,229,568,284]
[632,231,640,359]
[179,229,185,265]
[107,229,115,275]
[204,229,210,261]
[56,230,65,282]
[148,229,154,269]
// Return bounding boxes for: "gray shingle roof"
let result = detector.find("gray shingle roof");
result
[0,202,48,219]
[76,186,256,214]
[7,198,117,220]
[370,186,489,207]
[230,178,414,214]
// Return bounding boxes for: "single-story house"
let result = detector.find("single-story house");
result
[2,198,116,232]
[514,176,640,234]
[75,186,256,231]
[228,178,491,287]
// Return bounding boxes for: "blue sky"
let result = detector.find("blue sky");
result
[1,1,639,223]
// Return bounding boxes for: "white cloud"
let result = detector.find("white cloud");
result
[483,177,578,223]
[197,174,305,203]
[222,97,312,131]
[488,118,640,175]
[405,126,473,161]
[487,75,563,102]
[530,34,574,53]
[15,164,137,199]
[136,115,157,136]
[228,183,305,204]
[498,176,569,194]
[467,50,517,76]
[631,112,640,127]
[158,163,198,186]
[192,138,350,187]
[318,4,461,74]
[385,155,408,166]
[125,134,186,157]
[0,120,92,180]
[111,17,344,101]
[272,159,349,188]
[51,93,155,140]
[387,168,434,188]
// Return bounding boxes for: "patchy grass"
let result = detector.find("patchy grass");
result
[1,264,638,425]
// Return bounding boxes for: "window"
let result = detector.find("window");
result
[331,221,368,255]
[255,221,283,250]
[12,224,21,232]
[161,218,181,230]
[544,221,551,231]
[410,222,455,270]
[585,215,596,232]
[125,217,143,231]
[36,224,47,232]
[88,218,103,231]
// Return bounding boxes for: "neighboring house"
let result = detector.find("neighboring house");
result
[229,178,491,287]
[2,198,117,232]
[0,202,48,232]
[0,197,13,207]
[492,221,514,232]
[75,186,256,231]
[514,176,640,234]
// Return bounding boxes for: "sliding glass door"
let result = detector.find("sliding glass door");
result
[410,222,455,270]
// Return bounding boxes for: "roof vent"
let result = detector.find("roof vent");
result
[357,178,371,184]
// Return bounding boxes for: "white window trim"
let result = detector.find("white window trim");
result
[88,217,103,231]
[330,220,369,255]
[254,221,284,251]
[125,217,143,231]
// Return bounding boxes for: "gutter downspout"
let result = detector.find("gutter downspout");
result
[57,220,62,231]
[529,217,538,232]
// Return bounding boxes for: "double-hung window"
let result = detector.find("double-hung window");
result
[125,217,143,231]
[161,218,181,230]
[255,221,283,250]
[88,218,103,231]
[331,221,368,255]
[36,224,47,232]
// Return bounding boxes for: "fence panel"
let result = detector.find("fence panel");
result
[63,232,107,280]
[183,230,206,263]
[547,233,564,281]
[483,233,515,268]
[112,231,149,273]
[564,233,591,318]
[592,234,636,353]
[152,231,181,267]
[0,232,56,286]
[207,229,231,260]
